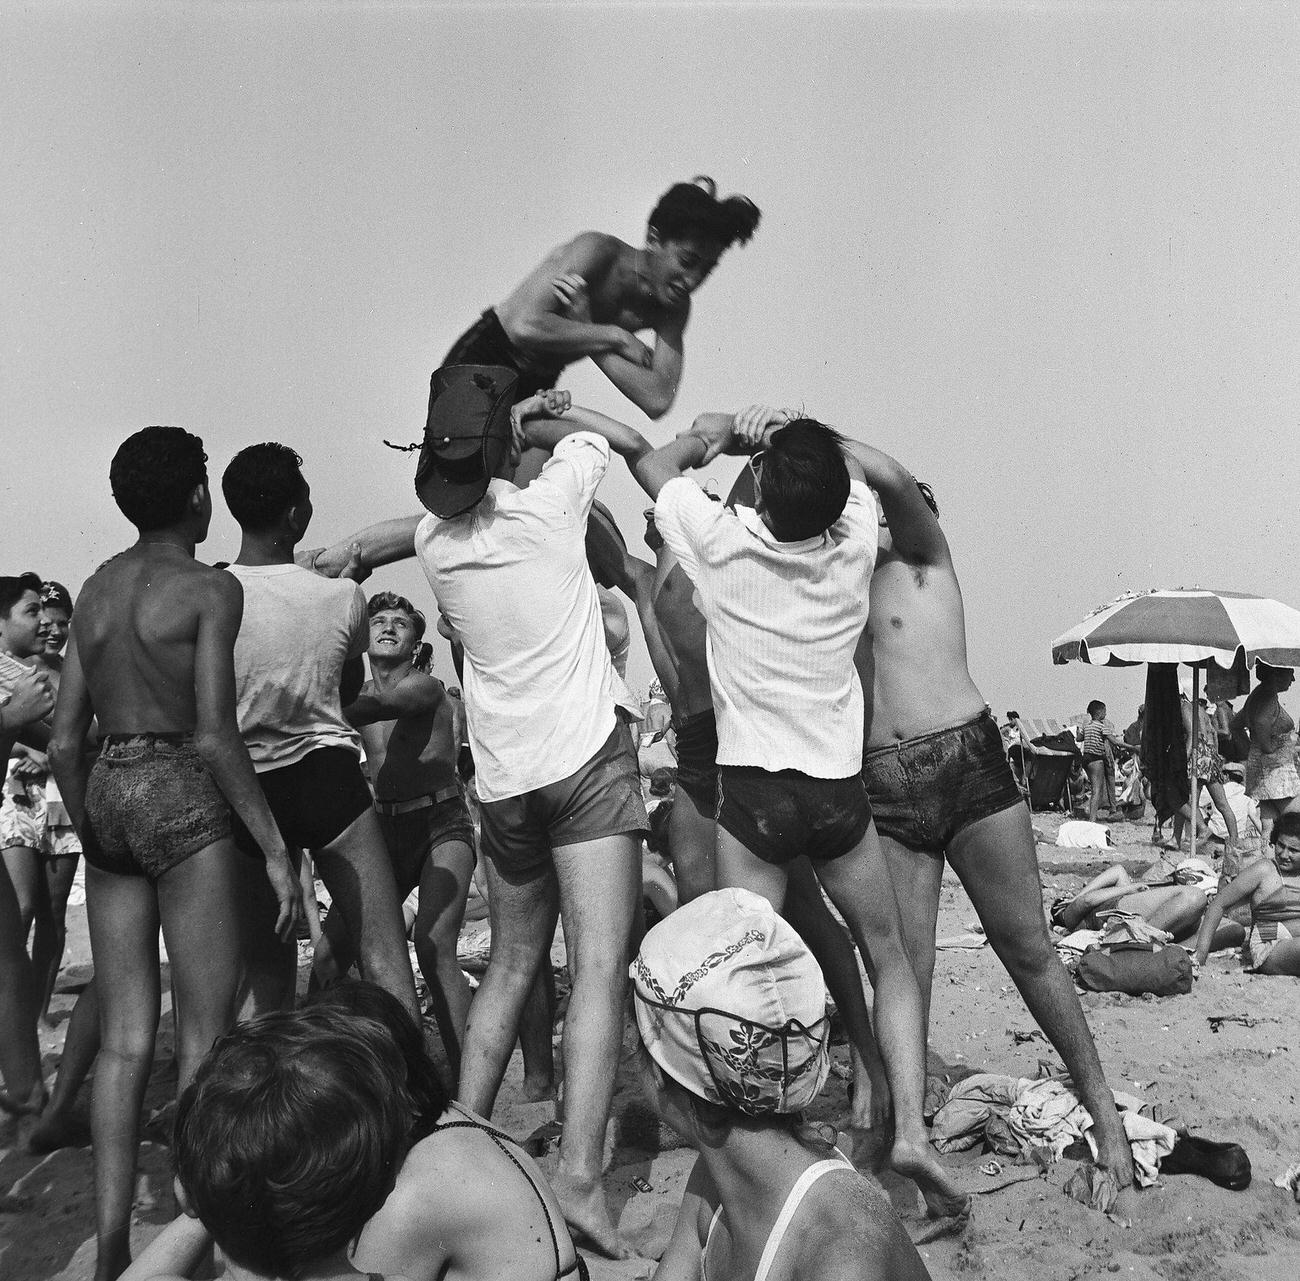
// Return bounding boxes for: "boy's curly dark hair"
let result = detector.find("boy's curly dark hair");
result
[759,418,851,541]
[222,442,308,531]
[305,980,450,1142]
[0,572,45,620]
[109,426,208,532]
[174,1007,410,1280]
[649,176,760,248]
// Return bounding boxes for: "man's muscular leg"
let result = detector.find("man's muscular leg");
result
[783,859,889,1132]
[717,825,967,1223]
[458,857,559,1117]
[667,783,716,901]
[548,832,640,1259]
[946,804,1137,1222]
[313,808,420,1023]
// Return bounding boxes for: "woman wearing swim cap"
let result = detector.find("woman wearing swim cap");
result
[632,888,930,1281]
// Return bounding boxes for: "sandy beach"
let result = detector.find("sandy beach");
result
[4,809,1299,1281]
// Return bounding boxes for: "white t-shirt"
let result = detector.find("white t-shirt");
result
[654,477,878,779]
[226,563,368,771]
[415,432,640,803]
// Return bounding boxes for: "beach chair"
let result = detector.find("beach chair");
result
[1018,717,1077,812]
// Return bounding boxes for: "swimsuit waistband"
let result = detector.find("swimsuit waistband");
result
[863,706,994,760]
[373,784,461,816]
[99,732,195,748]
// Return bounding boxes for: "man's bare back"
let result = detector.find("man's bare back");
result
[75,546,241,735]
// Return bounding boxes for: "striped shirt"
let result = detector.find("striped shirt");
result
[654,477,878,778]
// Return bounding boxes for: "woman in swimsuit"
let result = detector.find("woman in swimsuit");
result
[635,888,931,1281]
[1241,662,1298,843]
[1192,810,1300,977]
[307,983,587,1281]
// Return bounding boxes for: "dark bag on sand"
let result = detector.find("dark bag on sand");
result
[1075,942,1193,996]
[1161,1133,1252,1190]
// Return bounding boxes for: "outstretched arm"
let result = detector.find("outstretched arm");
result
[519,399,652,465]
[303,517,423,580]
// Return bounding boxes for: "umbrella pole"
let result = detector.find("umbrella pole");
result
[1190,667,1200,862]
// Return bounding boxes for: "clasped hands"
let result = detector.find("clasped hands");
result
[681,404,794,465]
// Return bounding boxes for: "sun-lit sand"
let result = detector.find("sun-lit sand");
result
[5,810,1299,1280]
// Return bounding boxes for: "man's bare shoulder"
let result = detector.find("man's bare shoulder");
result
[80,552,239,626]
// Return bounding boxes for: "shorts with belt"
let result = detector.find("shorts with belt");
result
[375,789,476,895]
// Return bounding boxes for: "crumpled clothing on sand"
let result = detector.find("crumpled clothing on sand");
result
[930,1073,1176,1187]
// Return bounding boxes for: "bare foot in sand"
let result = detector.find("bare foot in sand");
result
[550,1167,636,1260]
[890,1134,972,1222]
[27,1107,91,1153]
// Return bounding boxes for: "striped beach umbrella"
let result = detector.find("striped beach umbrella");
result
[1050,588,1300,670]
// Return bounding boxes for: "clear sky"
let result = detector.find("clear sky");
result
[4,1,1298,724]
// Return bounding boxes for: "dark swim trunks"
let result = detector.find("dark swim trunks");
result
[716,766,872,866]
[441,309,568,399]
[861,709,1024,854]
[674,707,719,812]
[376,793,476,896]
[231,747,373,856]
[84,734,232,880]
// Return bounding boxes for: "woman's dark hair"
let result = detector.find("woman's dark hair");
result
[306,980,450,1141]
[40,580,73,616]
[109,426,208,533]
[649,176,760,248]
[759,418,850,541]
[1273,811,1300,843]
[222,442,308,531]
[173,1007,409,1280]
[0,572,45,620]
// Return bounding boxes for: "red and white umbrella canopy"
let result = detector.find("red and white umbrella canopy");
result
[1051,588,1300,669]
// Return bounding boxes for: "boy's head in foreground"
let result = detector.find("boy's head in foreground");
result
[174,1007,409,1280]
[222,443,313,545]
[109,425,211,538]
[752,418,851,542]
